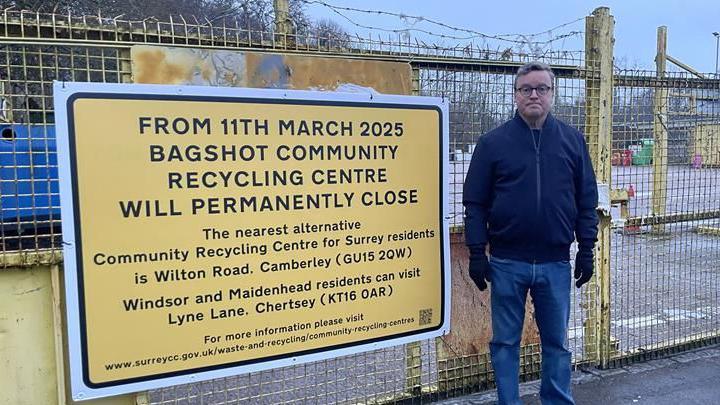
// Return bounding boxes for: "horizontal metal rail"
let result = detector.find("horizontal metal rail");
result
[615,74,720,90]
[0,38,585,80]
[622,209,720,227]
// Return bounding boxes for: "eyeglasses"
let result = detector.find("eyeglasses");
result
[516,85,553,97]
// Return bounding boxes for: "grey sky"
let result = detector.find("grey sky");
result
[303,0,720,74]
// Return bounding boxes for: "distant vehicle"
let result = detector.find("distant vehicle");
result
[0,123,61,248]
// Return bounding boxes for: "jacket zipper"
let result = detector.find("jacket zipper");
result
[531,127,542,216]
[519,115,546,261]
[532,127,542,262]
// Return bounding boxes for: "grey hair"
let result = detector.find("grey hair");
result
[514,61,555,88]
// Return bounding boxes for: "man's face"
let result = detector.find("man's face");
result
[514,70,554,123]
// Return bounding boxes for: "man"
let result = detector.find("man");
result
[463,61,598,405]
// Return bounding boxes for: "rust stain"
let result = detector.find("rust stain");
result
[131,47,409,93]
[133,48,192,84]
[223,72,239,85]
[13,286,43,296]
[201,65,213,82]
[246,52,411,94]
[245,53,289,88]
[131,46,247,86]
[441,235,539,357]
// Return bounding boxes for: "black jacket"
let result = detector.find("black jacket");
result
[463,112,599,262]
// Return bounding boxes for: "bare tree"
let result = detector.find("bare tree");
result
[311,18,350,49]
[1,1,279,30]
[0,1,346,38]
[2,1,229,18]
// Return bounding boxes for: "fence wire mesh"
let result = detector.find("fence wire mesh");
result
[0,8,718,405]
[148,340,439,404]
[0,43,128,256]
[609,70,720,362]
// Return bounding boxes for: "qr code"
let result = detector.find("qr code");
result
[419,309,433,326]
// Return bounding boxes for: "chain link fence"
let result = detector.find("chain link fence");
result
[0,8,718,404]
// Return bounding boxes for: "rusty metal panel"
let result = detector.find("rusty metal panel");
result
[436,237,542,392]
[444,235,539,356]
[132,46,248,86]
[131,45,412,94]
[245,53,412,94]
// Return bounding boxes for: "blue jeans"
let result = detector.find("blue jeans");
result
[488,256,574,405]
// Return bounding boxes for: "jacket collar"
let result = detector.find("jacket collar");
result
[513,110,556,131]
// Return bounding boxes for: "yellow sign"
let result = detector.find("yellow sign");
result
[57,84,448,399]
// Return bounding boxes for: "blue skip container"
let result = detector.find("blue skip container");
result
[0,123,61,247]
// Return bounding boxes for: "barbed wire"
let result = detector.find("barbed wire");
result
[300,0,585,45]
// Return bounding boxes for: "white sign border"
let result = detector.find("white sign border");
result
[54,81,451,401]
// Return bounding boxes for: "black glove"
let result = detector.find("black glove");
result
[574,246,594,288]
[468,245,491,291]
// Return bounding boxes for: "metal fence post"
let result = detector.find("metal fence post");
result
[120,49,132,83]
[584,6,615,368]
[402,64,425,398]
[652,26,669,234]
[411,66,420,96]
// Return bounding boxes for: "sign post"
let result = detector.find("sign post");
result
[55,83,450,400]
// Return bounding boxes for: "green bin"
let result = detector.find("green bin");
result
[632,139,653,165]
